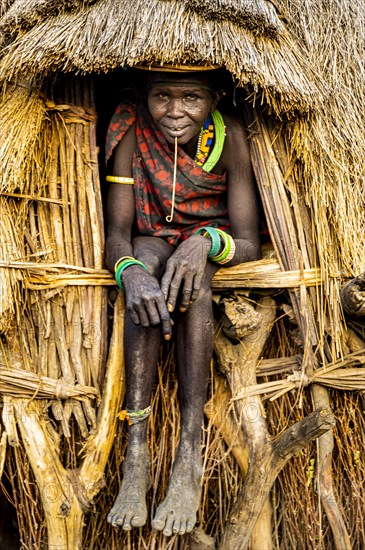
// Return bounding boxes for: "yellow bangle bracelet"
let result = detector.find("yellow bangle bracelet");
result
[114,255,135,272]
[106,175,135,185]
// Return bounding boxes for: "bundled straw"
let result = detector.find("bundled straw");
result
[0,257,323,291]
[0,0,15,17]
[0,366,99,400]
[0,77,107,438]
[0,198,24,332]
[233,349,365,401]
[0,81,48,195]
[0,0,97,41]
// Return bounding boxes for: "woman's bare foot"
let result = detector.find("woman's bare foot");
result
[107,444,151,530]
[152,455,202,536]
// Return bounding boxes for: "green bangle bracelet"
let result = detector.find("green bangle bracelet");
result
[211,230,231,263]
[115,259,148,290]
[194,226,221,258]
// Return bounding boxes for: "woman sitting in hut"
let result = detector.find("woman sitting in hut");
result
[105,66,260,536]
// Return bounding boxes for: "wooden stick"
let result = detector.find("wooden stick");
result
[311,385,351,549]
[1,396,19,447]
[79,293,126,501]
[0,432,7,483]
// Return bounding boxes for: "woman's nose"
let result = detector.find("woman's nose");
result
[167,99,185,118]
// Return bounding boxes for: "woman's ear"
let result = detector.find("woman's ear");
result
[210,89,224,111]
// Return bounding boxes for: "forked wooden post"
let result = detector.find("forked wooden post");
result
[214,297,335,549]
[13,294,125,549]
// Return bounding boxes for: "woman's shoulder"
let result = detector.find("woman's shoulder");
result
[219,110,250,168]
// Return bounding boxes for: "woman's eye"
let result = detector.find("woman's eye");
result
[185,94,198,101]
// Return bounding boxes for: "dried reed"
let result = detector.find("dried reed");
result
[0,77,107,438]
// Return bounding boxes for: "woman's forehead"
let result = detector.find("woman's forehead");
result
[147,72,216,91]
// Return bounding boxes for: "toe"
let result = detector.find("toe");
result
[122,513,133,531]
[172,520,180,535]
[186,518,196,533]
[178,520,187,535]
[162,514,174,537]
[114,514,126,528]
[131,512,146,528]
[152,510,167,531]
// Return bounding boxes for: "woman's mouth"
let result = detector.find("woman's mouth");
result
[163,125,188,138]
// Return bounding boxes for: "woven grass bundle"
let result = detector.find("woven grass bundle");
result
[0,0,96,38]
[0,77,108,435]
[0,0,14,16]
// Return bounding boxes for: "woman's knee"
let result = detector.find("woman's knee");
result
[132,236,173,278]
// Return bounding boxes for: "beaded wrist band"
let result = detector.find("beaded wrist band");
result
[194,226,221,258]
[117,405,152,426]
[115,257,148,290]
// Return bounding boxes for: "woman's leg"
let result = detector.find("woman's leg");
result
[108,237,173,529]
[152,263,219,536]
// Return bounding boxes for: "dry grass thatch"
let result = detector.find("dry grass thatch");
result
[0,0,99,45]
[164,0,283,37]
[282,0,365,278]
[0,0,321,114]
[0,0,14,17]
[1,0,283,39]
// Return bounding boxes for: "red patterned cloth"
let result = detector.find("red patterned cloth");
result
[106,101,230,246]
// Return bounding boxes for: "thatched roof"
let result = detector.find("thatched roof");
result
[0,0,320,114]
[0,0,283,38]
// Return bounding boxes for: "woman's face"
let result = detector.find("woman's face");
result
[147,79,218,147]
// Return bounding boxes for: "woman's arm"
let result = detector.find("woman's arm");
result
[221,113,261,265]
[105,125,172,338]
[105,125,136,271]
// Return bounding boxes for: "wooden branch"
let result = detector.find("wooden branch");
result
[219,293,261,340]
[205,377,248,475]
[79,292,125,500]
[15,399,84,548]
[0,432,6,482]
[2,396,19,447]
[215,297,335,549]
[9,294,125,549]
[340,274,365,318]
[220,407,335,550]
[311,384,351,550]
[215,296,276,550]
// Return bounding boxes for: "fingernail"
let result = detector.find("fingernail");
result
[164,334,171,341]
[170,319,174,326]
[179,306,187,313]
[167,303,174,312]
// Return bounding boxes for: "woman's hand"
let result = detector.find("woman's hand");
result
[122,265,172,340]
[161,235,211,313]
